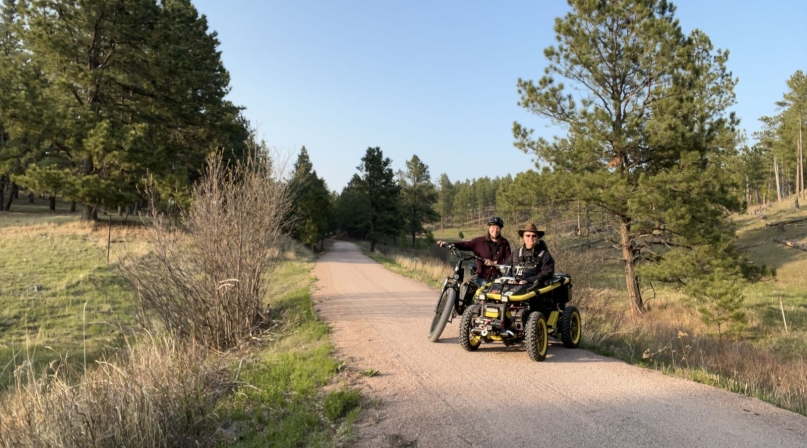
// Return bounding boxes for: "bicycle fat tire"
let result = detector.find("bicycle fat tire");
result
[428,288,457,342]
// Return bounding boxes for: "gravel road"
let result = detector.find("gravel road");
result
[313,241,807,448]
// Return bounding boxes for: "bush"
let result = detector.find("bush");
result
[119,150,293,349]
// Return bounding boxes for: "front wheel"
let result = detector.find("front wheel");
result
[459,305,482,351]
[428,287,457,342]
[525,312,548,362]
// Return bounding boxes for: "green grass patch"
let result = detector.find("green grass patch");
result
[220,259,361,447]
[430,226,480,242]
[0,222,138,388]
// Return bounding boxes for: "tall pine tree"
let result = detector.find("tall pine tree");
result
[398,155,439,248]
[355,147,401,251]
[513,0,743,315]
[290,147,331,249]
[6,0,247,219]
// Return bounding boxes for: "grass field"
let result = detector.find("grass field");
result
[0,211,141,388]
[0,200,360,446]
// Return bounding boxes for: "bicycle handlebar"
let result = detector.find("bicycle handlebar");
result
[446,244,481,261]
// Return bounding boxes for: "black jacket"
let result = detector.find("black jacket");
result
[510,240,554,285]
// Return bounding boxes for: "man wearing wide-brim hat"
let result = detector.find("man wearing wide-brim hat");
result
[509,223,554,286]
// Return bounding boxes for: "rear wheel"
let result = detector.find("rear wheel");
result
[525,312,548,362]
[428,288,456,342]
[559,306,582,348]
[459,305,481,351]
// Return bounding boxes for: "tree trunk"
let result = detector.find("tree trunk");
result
[49,196,56,211]
[29,192,34,204]
[80,157,95,221]
[619,218,644,316]
[369,219,376,252]
[70,201,76,212]
[799,114,804,199]
[4,182,17,211]
[411,231,416,250]
[0,175,5,211]
[774,157,782,202]
[81,204,97,221]
[745,175,750,211]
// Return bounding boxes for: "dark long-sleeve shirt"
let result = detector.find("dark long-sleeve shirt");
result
[510,240,554,285]
[453,235,512,281]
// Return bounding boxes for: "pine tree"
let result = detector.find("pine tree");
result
[436,173,454,231]
[290,147,331,249]
[777,71,807,200]
[0,0,21,211]
[355,147,401,251]
[5,0,247,219]
[398,155,439,249]
[333,175,371,238]
[513,0,743,315]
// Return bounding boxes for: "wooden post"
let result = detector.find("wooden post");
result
[779,296,789,334]
[107,214,112,263]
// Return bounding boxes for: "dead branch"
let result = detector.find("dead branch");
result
[773,238,807,252]
[765,217,807,227]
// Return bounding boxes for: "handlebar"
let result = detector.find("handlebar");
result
[444,245,511,273]
[445,244,480,261]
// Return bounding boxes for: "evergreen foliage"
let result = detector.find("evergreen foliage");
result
[290,147,331,249]
[436,173,454,232]
[0,0,247,218]
[334,147,401,251]
[333,174,371,239]
[513,0,744,315]
[398,155,439,249]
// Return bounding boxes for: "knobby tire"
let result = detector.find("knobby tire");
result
[428,288,456,342]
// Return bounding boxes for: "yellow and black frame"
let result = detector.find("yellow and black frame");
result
[459,273,582,361]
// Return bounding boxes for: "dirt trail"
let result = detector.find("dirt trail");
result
[313,241,807,448]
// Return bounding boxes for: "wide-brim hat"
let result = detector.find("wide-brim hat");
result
[518,223,545,238]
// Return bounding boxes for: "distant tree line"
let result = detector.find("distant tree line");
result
[747,71,806,206]
[325,0,797,329]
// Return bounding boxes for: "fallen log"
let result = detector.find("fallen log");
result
[765,217,807,227]
[773,238,807,252]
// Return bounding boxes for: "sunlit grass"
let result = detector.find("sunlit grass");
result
[0,211,361,445]
[0,221,139,388]
[220,258,361,447]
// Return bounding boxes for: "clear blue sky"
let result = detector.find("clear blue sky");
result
[191,0,805,192]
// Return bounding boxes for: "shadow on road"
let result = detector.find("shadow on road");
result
[429,337,620,363]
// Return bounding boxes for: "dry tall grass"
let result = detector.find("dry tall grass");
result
[118,151,293,349]
[0,336,229,448]
[592,311,807,414]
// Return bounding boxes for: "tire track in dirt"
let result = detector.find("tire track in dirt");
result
[313,241,807,448]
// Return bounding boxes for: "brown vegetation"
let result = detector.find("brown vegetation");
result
[0,336,229,448]
[118,152,293,349]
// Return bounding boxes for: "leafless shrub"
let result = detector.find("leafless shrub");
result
[118,150,293,349]
[0,336,229,448]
